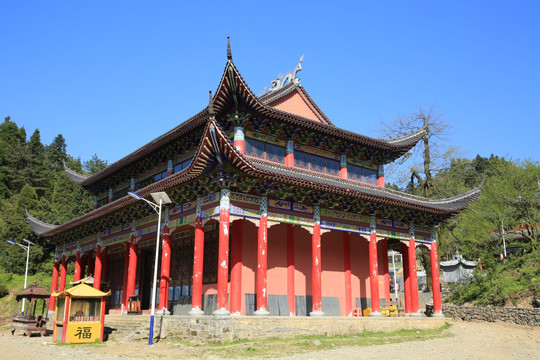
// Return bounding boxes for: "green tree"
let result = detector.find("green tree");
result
[46,134,67,173]
[27,129,52,197]
[84,154,108,175]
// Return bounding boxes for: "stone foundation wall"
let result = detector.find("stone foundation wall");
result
[442,305,540,327]
[158,316,445,343]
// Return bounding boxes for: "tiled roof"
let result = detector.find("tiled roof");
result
[28,118,480,240]
[66,57,425,189]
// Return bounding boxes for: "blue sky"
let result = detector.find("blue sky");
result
[1,1,539,171]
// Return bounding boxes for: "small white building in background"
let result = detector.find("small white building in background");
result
[440,254,477,283]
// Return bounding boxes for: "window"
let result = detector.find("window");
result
[173,157,193,173]
[347,164,378,184]
[364,168,377,184]
[326,158,340,176]
[113,187,128,201]
[266,143,285,163]
[245,138,285,164]
[310,154,325,172]
[153,170,168,182]
[294,150,340,176]
[69,298,101,322]
[245,138,265,158]
[97,196,108,208]
[294,151,310,169]
[347,164,363,181]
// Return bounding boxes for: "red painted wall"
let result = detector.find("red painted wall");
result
[268,225,288,295]
[321,231,346,315]
[350,234,370,308]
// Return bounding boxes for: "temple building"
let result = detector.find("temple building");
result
[28,40,481,318]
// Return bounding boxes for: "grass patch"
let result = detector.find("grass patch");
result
[197,323,453,358]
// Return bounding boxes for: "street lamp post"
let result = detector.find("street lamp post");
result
[6,239,35,315]
[128,191,172,345]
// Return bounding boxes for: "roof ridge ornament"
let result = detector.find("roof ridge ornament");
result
[208,90,214,116]
[259,55,304,97]
[227,37,232,61]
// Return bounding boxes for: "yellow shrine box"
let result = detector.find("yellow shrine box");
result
[52,281,111,343]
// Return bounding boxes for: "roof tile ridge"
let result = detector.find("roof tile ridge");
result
[259,82,299,103]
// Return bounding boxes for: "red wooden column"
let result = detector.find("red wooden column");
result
[230,220,243,315]
[86,251,95,277]
[343,232,352,316]
[73,244,82,282]
[287,224,295,316]
[48,250,60,312]
[430,228,444,317]
[234,125,246,154]
[121,242,130,312]
[93,195,98,210]
[59,253,67,292]
[80,254,86,280]
[339,154,347,179]
[408,224,420,316]
[402,243,411,314]
[93,238,103,290]
[310,206,324,316]
[214,188,231,315]
[158,221,172,314]
[381,239,390,302]
[189,197,205,315]
[285,140,294,167]
[255,196,269,315]
[126,223,139,310]
[368,215,382,316]
[377,165,385,188]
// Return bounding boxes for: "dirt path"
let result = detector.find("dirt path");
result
[0,320,538,359]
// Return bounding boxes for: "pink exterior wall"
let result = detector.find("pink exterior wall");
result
[269,91,323,123]
[294,227,313,297]
[241,220,258,315]
[350,235,370,308]
[321,231,346,315]
[267,225,288,295]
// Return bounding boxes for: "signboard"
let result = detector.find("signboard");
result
[65,322,101,343]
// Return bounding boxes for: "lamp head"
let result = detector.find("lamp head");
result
[128,191,143,200]
[23,239,35,246]
[6,240,17,245]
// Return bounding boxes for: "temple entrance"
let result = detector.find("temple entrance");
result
[141,249,154,310]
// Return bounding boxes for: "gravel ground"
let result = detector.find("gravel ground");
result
[1,320,538,359]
